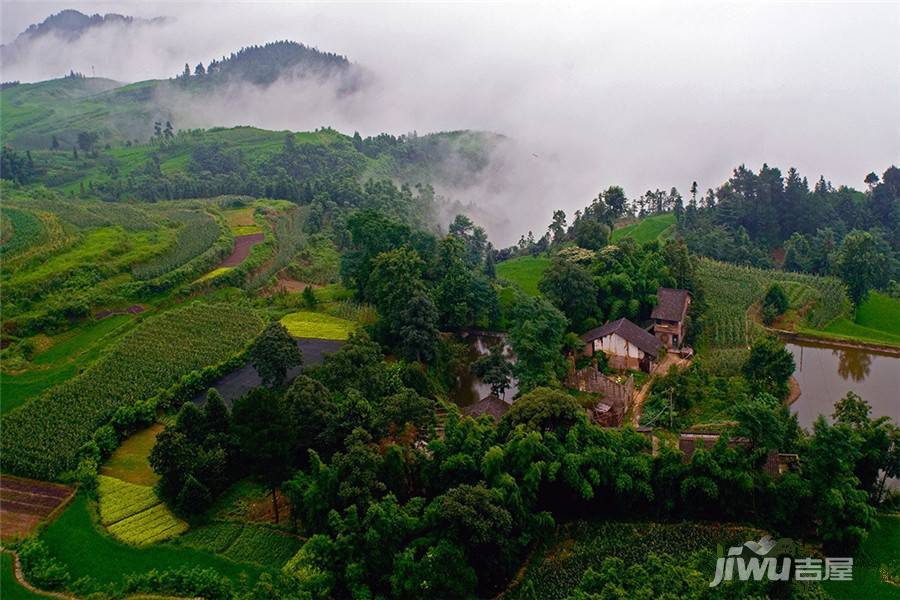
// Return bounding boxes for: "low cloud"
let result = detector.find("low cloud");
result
[2,1,898,245]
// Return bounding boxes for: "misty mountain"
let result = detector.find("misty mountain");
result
[184,41,356,88]
[1,10,168,68]
[1,36,368,150]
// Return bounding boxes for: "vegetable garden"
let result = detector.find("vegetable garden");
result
[0,303,264,479]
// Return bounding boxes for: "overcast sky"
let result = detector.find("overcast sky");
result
[2,1,898,243]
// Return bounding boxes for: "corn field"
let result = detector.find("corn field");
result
[0,303,264,479]
[697,258,849,348]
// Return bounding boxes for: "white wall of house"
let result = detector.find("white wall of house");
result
[592,333,645,360]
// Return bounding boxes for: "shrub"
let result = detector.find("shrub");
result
[18,538,70,590]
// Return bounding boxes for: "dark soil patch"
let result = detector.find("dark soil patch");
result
[195,338,344,407]
[220,233,265,267]
[0,475,74,541]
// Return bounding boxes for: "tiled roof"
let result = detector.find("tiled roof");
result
[651,288,691,322]
[463,394,510,420]
[581,317,661,358]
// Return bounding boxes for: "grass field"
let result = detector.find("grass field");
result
[814,292,900,347]
[39,495,268,588]
[496,255,551,296]
[610,213,675,243]
[822,514,900,599]
[1,315,135,414]
[99,424,164,486]
[279,310,355,340]
[1,552,46,600]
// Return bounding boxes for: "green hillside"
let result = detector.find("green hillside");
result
[610,212,675,243]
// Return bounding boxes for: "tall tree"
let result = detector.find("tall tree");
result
[537,257,598,330]
[248,321,303,387]
[742,336,795,399]
[507,292,567,392]
[835,229,890,304]
[232,388,295,522]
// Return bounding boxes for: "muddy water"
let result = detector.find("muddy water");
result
[448,332,518,407]
[786,341,899,430]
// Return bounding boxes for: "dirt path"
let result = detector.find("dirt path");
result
[219,233,265,267]
[631,353,691,427]
[2,548,73,599]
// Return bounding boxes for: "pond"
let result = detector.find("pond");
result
[448,332,518,407]
[786,340,899,430]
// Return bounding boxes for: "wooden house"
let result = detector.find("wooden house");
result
[581,317,661,373]
[651,287,691,349]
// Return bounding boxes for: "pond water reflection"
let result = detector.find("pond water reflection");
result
[786,341,899,430]
[448,332,518,407]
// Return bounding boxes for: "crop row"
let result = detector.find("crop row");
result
[697,258,849,348]
[0,303,264,479]
[177,521,244,553]
[0,207,44,257]
[221,525,302,567]
[107,502,187,545]
[10,194,157,232]
[245,206,307,289]
[133,211,223,280]
[97,475,161,525]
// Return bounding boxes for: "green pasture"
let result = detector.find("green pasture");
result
[1,552,47,600]
[496,255,551,296]
[610,213,675,244]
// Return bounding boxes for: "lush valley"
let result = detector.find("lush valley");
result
[1,8,898,600]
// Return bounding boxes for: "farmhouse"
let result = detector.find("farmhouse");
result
[463,394,510,421]
[581,317,661,373]
[651,287,691,349]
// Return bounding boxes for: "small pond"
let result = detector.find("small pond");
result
[786,340,899,430]
[448,332,518,407]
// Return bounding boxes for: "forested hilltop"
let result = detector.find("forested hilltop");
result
[2,35,899,600]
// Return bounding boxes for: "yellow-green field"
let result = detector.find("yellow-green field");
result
[223,207,263,235]
[279,310,356,340]
[98,475,187,545]
[99,424,164,486]
[195,266,233,283]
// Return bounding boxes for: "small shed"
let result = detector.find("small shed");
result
[651,288,691,349]
[581,317,661,372]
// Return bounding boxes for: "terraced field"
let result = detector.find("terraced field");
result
[178,521,301,567]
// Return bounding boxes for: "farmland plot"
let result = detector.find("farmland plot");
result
[696,258,849,348]
[1,303,264,479]
[0,475,73,542]
[98,476,187,545]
